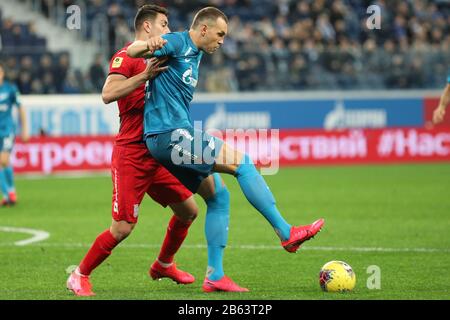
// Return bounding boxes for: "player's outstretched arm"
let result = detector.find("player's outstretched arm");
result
[18,105,29,142]
[433,83,450,124]
[13,86,29,142]
[102,57,168,104]
[127,36,167,58]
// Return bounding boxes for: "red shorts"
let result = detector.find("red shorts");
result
[111,143,192,223]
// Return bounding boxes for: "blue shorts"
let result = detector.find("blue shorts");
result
[0,134,15,153]
[145,127,224,193]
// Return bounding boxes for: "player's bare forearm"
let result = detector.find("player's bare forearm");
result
[438,84,450,110]
[19,106,29,141]
[127,37,167,58]
[102,58,168,104]
[126,40,152,58]
[102,74,147,104]
[432,84,450,124]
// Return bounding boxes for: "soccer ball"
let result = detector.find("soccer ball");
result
[319,260,356,292]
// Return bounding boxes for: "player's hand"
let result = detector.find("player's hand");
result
[146,36,167,54]
[143,57,169,80]
[432,106,446,124]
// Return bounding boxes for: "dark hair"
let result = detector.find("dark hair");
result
[134,4,169,31]
[191,7,228,29]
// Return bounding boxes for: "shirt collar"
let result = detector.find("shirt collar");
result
[184,30,199,53]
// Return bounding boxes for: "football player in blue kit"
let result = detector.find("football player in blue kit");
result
[0,63,28,206]
[127,7,324,290]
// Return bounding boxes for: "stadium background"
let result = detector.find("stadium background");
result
[0,0,449,300]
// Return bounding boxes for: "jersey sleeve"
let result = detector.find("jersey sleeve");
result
[109,49,134,78]
[153,32,184,57]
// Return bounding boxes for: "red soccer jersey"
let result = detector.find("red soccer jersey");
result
[108,45,147,145]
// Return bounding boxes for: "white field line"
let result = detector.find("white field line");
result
[0,226,50,246]
[0,241,448,253]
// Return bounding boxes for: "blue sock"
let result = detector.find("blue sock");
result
[235,155,291,241]
[205,173,229,281]
[0,169,9,200]
[4,166,15,193]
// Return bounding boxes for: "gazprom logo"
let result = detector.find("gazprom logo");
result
[182,68,198,88]
[205,103,271,130]
[324,101,387,130]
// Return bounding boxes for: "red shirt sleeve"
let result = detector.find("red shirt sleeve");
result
[108,48,134,78]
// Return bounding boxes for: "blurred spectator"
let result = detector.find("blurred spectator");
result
[53,53,70,93]
[63,70,83,94]
[89,53,107,92]
[204,67,238,92]
[42,72,57,94]
[37,54,54,76]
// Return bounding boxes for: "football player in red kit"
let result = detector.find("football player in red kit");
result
[67,4,247,296]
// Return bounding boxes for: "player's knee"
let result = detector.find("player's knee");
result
[110,221,135,242]
[184,205,198,223]
[113,228,132,242]
[174,201,198,223]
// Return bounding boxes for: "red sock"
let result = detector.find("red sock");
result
[157,215,192,264]
[79,229,119,276]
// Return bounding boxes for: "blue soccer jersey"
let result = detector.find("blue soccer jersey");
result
[0,81,21,138]
[144,31,203,136]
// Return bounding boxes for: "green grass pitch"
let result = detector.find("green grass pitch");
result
[0,163,449,300]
